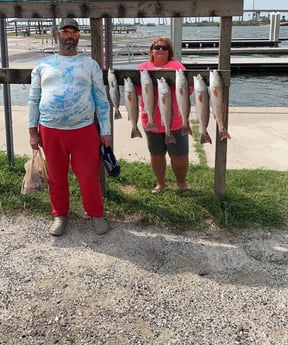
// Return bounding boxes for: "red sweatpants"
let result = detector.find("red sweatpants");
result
[39,123,103,217]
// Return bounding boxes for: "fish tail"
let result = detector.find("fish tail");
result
[200,133,212,144]
[114,108,122,120]
[165,134,177,144]
[182,125,192,136]
[131,126,143,139]
[219,128,231,140]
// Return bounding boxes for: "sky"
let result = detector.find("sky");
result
[244,0,287,10]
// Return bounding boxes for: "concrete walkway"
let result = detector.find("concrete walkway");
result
[1,105,288,171]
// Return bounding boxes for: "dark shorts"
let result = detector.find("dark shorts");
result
[144,129,189,156]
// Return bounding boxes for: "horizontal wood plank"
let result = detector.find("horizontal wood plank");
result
[0,68,232,86]
[0,1,243,18]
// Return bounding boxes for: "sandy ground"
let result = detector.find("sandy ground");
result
[1,214,288,345]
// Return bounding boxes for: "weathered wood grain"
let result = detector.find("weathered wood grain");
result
[0,1,243,19]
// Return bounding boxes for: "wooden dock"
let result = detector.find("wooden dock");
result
[182,39,281,48]
[181,46,288,56]
[184,58,288,74]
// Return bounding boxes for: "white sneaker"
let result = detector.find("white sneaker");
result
[49,217,67,236]
[91,217,110,235]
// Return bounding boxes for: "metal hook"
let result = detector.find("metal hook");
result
[22,84,27,90]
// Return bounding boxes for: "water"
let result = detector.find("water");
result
[137,23,288,46]
[1,25,288,107]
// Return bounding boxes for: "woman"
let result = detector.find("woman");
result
[137,37,193,194]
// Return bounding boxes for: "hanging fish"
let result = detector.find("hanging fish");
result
[108,68,122,119]
[209,70,231,140]
[124,77,142,138]
[157,77,176,144]
[193,74,212,144]
[175,69,192,136]
[140,70,157,131]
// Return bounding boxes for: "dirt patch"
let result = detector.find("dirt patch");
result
[1,214,288,344]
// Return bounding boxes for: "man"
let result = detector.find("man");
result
[28,18,112,236]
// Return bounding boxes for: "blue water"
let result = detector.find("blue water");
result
[1,25,288,107]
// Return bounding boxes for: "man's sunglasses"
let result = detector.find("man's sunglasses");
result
[153,45,169,51]
[59,28,80,36]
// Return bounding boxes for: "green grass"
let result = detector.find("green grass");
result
[1,150,287,232]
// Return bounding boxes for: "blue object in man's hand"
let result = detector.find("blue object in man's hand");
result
[100,145,120,177]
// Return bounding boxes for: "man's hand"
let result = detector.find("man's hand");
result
[100,135,112,147]
[29,127,41,150]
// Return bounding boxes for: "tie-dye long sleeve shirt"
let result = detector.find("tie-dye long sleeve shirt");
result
[28,53,111,135]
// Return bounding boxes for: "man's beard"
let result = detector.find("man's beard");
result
[60,38,78,50]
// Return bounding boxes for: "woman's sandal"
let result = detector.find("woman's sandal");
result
[152,186,163,194]
[179,187,189,195]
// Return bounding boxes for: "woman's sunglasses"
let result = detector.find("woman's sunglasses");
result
[153,45,169,51]
[59,28,80,36]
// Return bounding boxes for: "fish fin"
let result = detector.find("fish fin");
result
[165,134,177,144]
[219,128,231,140]
[182,126,192,136]
[200,133,212,144]
[131,127,143,139]
[114,109,122,120]
[146,122,158,131]
[212,88,218,97]
[161,96,166,105]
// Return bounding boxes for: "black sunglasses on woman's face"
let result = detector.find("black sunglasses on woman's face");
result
[153,45,169,51]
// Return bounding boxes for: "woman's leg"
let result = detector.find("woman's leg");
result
[170,154,189,191]
[168,130,189,191]
[150,153,167,191]
[144,131,167,192]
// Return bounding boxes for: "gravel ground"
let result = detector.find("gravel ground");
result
[0,214,288,345]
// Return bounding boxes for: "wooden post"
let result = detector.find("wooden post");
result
[0,17,14,164]
[90,18,106,196]
[214,16,232,197]
[90,18,103,65]
[171,18,183,62]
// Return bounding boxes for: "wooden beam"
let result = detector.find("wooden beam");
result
[0,1,243,18]
[0,68,216,85]
[0,68,31,84]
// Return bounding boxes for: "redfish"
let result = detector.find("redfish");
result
[108,68,122,119]
[157,77,176,144]
[124,77,142,139]
[209,70,231,140]
[193,74,212,144]
[140,70,157,131]
[175,69,192,136]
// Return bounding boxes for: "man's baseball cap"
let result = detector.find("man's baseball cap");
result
[58,18,80,31]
